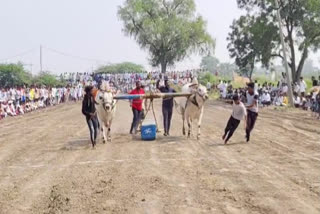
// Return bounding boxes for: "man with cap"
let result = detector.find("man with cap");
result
[245,82,259,142]
[157,78,176,136]
[188,78,199,93]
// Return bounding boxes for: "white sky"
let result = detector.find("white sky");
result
[0,0,318,74]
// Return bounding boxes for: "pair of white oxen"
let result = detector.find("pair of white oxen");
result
[94,81,209,143]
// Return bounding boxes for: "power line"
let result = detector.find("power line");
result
[43,46,109,64]
[0,48,37,62]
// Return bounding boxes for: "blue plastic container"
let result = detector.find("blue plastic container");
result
[141,119,157,141]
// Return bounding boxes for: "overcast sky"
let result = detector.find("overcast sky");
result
[0,0,318,74]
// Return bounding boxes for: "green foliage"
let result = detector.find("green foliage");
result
[200,56,220,72]
[33,71,64,87]
[229,0,320,82]
[227,15,278,80]
[199,72,218,85]
[95,62,145,74]
[0,63,65,88]
[0,63,32,87]
[200,56,238,78]
[118,0,215,73]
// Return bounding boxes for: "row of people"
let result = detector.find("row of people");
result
[0,85,83,120]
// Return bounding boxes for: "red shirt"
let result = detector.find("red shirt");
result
[129,88,145,111]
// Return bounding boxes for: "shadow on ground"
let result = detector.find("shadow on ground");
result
[61,138,91,150]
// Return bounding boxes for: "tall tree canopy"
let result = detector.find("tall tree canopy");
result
[227,0,320,82]
[200,56,238,78]
[118,0,215,73]
[200,56,220,72]
[0,63,32,87]
[95,62,145,74]
[0,63,65,87]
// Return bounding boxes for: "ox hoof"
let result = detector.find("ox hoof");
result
[197,135,201,140]
[102,139,106,144]
[107,137,112,142]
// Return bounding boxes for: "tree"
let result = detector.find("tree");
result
[118,0,215,73]
[200,56,220,73]
[95,62,145,74]
[227,15,279,81]
[33,71,63,87]
[219,62,238,78]
[229,0,320,82]
[200,56,238,78]
[0,63,32,87]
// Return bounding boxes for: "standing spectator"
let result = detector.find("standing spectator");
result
[294,82,300,94]
[311,76,318,87]
[299,76,307,97]
[316,91,320,119]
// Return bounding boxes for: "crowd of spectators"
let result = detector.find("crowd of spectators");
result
[0,70,198,120]
[0,85,83,119]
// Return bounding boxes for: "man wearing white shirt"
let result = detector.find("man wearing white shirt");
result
[261,91,271,106]
[282,83,288,95]
[294,82,300,94]
[293,93,301,108]
[299,76,307,97]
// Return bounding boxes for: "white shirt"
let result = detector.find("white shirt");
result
[300,80,306,92]
[294,84,300,93]
[282,85,288,94]
[261,93,271,102]
[294,96,301,105]
[232,102,247,121]
[246,92,259,113]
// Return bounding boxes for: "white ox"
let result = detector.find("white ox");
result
[176,83,208,140]
[95,82,117,143]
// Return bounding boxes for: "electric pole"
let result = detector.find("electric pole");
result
[274,0,294,107]
[40,45,43,73]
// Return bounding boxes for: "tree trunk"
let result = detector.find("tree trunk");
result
[161,61,167,73]
[249,61,254,82]
[295,47,308,82]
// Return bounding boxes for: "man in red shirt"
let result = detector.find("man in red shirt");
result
[129,81,145,134]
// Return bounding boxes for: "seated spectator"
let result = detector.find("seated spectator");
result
[275,95,284,106]
[0,101,8,119]
[261,91,271,106]
[293,93,301,108]
[300,95,308,110]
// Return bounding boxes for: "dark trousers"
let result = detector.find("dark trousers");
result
[86,116,98,145]
[262,101,271,106]
[130,108,142,134]
[224,116,240,142]
[162,106,173,134]
[246,110,258,140]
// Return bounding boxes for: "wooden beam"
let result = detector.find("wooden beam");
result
[114,92,192,100]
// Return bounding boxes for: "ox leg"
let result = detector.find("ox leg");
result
[182,115,186,136]
[107,127,111,142]
[182,108,186,136]
[197,108,204,140]
[187,117,192,138]
[102,124,107,144]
